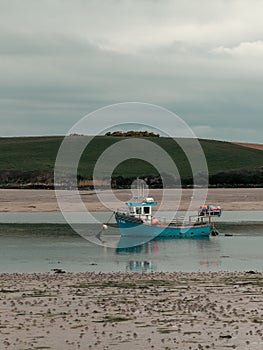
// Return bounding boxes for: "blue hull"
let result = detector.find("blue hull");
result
[115,213,210,240]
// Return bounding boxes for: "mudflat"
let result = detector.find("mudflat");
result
[0,188,262,212]
[0,272,262,350]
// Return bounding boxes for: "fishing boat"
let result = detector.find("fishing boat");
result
[114,183,221,239]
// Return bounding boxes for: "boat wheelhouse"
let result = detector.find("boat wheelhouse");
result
[125,197,157,222]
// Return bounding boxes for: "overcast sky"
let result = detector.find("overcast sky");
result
[0,0,263,142]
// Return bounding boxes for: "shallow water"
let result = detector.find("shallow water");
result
[0,221,262,273]
[0,210,262,223]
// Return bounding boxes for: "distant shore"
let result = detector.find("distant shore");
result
[0,188,263,212]
[0,271,262,349]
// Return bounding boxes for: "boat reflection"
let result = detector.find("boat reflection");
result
[115,235,221,271]
[116,239,158,254]
[116,235,210,250]
[126,260,157,272]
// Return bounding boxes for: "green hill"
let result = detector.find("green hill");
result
[0,136,262,187]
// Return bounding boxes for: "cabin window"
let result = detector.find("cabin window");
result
[136,207,141,214]
[144,207,150,214]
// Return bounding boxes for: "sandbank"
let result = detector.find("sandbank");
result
[0,188,262,212]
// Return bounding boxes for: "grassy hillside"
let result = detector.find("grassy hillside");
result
[0,136,262,187]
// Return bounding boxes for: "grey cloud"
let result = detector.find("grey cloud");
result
[0,0,262,142]
[0,31,95,56]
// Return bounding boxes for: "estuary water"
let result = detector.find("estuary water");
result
[0,211,262,273]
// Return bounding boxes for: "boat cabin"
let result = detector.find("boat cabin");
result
[126,197,157,222]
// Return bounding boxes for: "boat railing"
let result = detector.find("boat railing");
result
[116,210,209,226]
[155,215,208,226]
[156,216,191,226]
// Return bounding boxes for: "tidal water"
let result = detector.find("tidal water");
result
[0,210,262,223]
[0,214,262,273]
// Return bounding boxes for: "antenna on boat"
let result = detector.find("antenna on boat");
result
[136,177,145,201]
[131,177,148,202]
[140,178,144,199]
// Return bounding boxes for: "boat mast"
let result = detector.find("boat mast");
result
[137,178,145,201]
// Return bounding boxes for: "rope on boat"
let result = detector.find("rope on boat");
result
[96,212,115,242]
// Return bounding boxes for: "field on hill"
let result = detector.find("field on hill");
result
[233,142,263,151]
[0,136,262,187]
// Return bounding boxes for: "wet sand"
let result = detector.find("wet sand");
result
[0,188,263,212]
[0,272,262,350]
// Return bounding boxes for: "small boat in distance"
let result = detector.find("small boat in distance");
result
[114,182,221,239]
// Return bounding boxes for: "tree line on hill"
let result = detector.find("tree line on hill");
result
[109,169,263,189]
[0,168,262,189]
[105,131,160,137]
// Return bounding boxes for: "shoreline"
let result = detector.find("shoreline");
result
[0,271,262,349]
[1,188,263,212]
